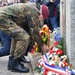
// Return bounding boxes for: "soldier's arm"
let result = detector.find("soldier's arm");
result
[26,13,44,48]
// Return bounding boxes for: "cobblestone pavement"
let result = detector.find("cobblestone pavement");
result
[0,56,33,75]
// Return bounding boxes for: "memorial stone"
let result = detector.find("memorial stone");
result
[66,0,75,69]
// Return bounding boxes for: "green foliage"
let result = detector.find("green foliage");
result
[34,66,42,73]
[56,37,66,54]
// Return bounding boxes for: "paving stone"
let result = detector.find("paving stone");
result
[28,52,42,75]
[28,52,42,71]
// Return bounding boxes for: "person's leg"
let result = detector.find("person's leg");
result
[13,29,30,59]
[0,31,11,56]
[50,16,58,30]
[0,20,30,58]
[10,37,30,63]
[0,16,29,72]
[56,10,60,27]
[8,31,30,72]
[8,24,30,72]
[10,27,30,72]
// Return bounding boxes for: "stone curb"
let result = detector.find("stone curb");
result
[28,52,42,75]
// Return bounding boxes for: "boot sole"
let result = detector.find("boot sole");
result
[11,70,29,73]
[8,67,29,73]
[11,69,29,73]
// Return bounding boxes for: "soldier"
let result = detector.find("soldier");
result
[0,3,49,73]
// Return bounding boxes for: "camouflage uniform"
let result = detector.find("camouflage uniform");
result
[0,3,43,58]
[1,0,7,2]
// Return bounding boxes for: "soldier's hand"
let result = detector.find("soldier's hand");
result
[42,44,49,53]
[50,0,55,2]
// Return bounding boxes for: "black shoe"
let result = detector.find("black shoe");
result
[8,56,25,70]
[18,56,30,63]
[8,56,14,70]
[8,56,29,73]
[11,63,29,73]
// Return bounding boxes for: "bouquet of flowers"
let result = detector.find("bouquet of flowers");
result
[31,25,50,54]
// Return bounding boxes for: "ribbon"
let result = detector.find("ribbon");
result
[38,53,75,75]
[42,62,67,75]
[42,54,48,62]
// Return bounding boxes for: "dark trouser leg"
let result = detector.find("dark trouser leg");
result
[0,31,11,56]
[50,17,58,30]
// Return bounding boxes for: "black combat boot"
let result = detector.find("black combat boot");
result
[18,55,30,63]
[8,56,29,73]
[8,56,24,70]
[8,56,14,70]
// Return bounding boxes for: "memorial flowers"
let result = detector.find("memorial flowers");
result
[31,25,50,54]
[34,27,75,75]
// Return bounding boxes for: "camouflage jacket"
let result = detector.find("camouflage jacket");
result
[0,3,43,48]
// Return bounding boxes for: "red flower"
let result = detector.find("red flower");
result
[44,70,48,75]
[31,48,35,54]
[54,42,59,46]
[43,27,46,31]
[39,31,43,35]
[56,49,63,55]
[63,62,67,67]
[49,50,54,54]
[50,42,59,51]
[50,46,54,50]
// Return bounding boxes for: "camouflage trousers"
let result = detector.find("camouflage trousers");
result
[0,14,30,59]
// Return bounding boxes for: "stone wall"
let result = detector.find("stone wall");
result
[70,0,75,69]
[65,0,75,69]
